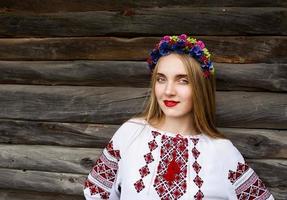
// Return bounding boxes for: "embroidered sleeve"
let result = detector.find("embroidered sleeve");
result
[83,140,121,200]
[83,119,145,200]
[224,141,275,200]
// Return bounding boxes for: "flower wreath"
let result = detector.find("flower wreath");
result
[147,34,215,79]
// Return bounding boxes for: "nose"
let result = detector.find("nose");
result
[164,81,176,96]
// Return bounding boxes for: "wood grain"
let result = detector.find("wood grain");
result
[0,159,284,194]
[0,61,286,92]
[0,7,286,37]
[0,119,286,158]
[0,189,84,200]
[0,85,286,129]
[0,0,285,13]
[0,37,286,63]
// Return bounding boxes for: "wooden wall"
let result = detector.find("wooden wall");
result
[0,0,286,199]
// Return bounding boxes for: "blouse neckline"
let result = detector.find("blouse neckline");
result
[142,119,204,139]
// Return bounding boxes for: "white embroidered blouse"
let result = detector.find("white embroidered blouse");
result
[83,118,275,200]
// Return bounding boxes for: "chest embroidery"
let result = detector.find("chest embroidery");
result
[228,162,272,199]
[153,134,189,200]
[134,130,161,193]
[191,138,204,200]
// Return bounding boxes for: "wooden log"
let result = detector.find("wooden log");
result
[0,61,286,92]
[0,138,285,174]
[0,0,285,13]
[0,37,286,63]
[268,187,287,200]
[216,91,287,129]
[0,159,285,195]
[0,7,286,37]
[0,168,85,195]
[0,85,286,129]
[0,119,286,158]
[0,145,101,174]
[0,189,84,200]
[246,159,287,188]
[0,119,115,148]
[221,128,287,159]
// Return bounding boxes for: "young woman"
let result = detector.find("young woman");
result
[83,34,274,200]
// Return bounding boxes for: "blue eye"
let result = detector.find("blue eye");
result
[156,77,165,82]
[180,79,189,84]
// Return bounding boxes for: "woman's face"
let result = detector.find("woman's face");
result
[154,54,193,120]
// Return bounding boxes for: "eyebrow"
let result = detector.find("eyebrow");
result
[156,73,188,78]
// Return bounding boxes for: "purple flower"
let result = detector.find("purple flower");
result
[196,40,205,49]
[179,34,187,40]
[163,36,171,42]
[159,41,170,56]
[190,45,203,58]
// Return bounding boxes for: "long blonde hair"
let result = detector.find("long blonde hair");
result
[135,53,226,139]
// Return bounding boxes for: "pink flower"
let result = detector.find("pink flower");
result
[179,34,187,40]
[196,40,205,49]
[163,36,171,41]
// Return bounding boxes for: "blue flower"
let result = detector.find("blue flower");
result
[159,41,170,56]
[189,45,203,59]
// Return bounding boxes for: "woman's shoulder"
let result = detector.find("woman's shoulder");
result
[126,117,147,125]
[115,117,147,136]
[211,137,245,166]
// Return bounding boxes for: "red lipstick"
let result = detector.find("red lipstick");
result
[164,100,179,107]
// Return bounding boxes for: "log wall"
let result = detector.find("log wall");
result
[0,1,286,199]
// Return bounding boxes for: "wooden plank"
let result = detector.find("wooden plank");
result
[0,168,85,195]
[0,189,84,200]
[222,128,287,159]
[0,145,100,174]
[216,91,287,129]
[0,159,285,194]
[0,7,286,37]
[0,0,285,13]
[216,63,287,92]
[247,159,287,188]
[0,37,286,63]
[0,119,115,148]
[0,137,285,174]
[0,61,286,92]
[0,119,286,157]
[0,85,286,129]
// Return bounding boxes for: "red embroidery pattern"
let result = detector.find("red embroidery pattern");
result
[84,179,109,199]
[84,141,121,198]
[191,138,204,200]
[134,130,160,193]
[153,134,188,200]
[228,162,272,200]
[228,162,249,184]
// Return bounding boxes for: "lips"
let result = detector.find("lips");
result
[164,100,179,107]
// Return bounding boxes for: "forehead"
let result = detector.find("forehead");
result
[157,54,187,75]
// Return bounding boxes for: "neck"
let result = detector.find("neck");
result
[155,115,200,136]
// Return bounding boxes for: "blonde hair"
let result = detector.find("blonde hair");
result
[135,53,226,139]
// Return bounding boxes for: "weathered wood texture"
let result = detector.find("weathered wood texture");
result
[0,37,286,63]
[0,159,285,194]
[0,119,116,148]
[0,189,84,200]
[0,61,286,92]
[0,0,286,13]
[0,140,286,175]
[0,119,286,158]
[0,85,286,128]
[0,7,286,37]
[0,168,85,195]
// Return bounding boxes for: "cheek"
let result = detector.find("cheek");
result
[154,84,163,97]
[180,87,193,101]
